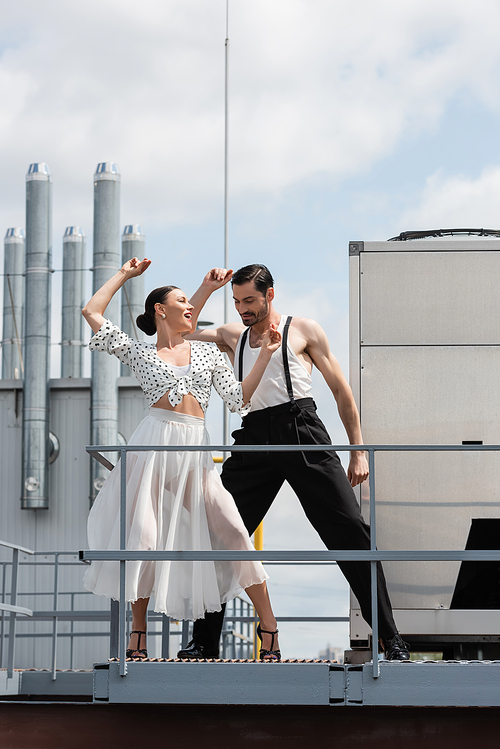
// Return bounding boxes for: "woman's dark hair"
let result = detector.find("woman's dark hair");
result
[231,264,274,296]
[136,285,179,336]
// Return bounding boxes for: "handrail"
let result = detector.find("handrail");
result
[85,441,500,678]
[87,443,500,452]
[0,540,34,555]
[0,603,33,617]
[80,550,500,562]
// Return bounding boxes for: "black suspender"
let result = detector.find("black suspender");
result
[238,327,250,382]
[282,316,297,410]
[238,316,296,409]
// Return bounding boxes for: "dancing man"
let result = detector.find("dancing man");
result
[181,264,409,661]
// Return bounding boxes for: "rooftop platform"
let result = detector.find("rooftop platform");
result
[95,658,500,707]
[4,659,500,707]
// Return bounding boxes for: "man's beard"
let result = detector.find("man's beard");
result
[240,299,268,327]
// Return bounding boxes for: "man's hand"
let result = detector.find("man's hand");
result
[347,452,369,487]
[202,268,233,290]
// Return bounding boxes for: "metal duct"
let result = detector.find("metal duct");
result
[21,163,52,510]
[90,162,121,504]
[120,224,145,375]
[2,228,25,380]
[61,226,86,378]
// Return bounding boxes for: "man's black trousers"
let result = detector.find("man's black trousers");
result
[193,398,397,651]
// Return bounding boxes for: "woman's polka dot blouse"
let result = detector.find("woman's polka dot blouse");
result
[89,318,250,415]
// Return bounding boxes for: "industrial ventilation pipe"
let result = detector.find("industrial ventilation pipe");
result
[120,224,145,375]
[21,163,52,510]
[90,162,121,504]
[2,228,25,380]
[61,226,86,378]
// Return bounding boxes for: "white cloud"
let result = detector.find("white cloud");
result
[399,166,500,228]
[1,0,500,238]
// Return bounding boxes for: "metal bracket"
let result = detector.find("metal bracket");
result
[349,241,364,256]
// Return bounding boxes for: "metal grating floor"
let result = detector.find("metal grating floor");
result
[110,657,337,664]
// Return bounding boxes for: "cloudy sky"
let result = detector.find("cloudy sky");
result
[2,0,500,658]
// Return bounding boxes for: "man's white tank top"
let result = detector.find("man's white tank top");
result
[234,315,313,413]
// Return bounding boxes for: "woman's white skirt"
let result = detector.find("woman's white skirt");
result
[83,408,268,620]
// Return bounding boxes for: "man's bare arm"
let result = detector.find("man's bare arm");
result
[297,318,369,487]
[187,322,243,360]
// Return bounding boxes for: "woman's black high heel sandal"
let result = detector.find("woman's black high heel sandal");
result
[256,624,281,662]
[126,630,148,659]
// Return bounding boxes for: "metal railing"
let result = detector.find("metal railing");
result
[83,442,500,679]
[0,540,34,679]
[0,554,257,677]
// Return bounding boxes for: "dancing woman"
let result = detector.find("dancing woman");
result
[82,258,281,661]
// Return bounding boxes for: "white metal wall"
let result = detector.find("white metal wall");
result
[349,240,500,639]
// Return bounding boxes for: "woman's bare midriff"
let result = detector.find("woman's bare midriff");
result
[152,391,204,418]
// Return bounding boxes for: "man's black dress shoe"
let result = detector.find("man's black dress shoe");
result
[381,633,410,661]
[177,639,219,659]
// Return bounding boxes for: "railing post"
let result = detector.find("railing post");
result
[181,620,189,650]
[110,599,119,659]
[70,592,75,670]
[51,553,60,680]
[161,614,170,659]
[247,601,252,660]
[368,449,379,678]
[0,563,6,667]
[7,548,19,679]
[119,448,127,676]
[253,604,258,660]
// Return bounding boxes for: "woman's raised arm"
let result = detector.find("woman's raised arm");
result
[185,268,233,337]
[82,257,151,334]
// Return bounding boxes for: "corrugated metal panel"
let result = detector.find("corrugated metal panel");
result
[118,379,148,439]
[0,386,36,667]
[0,387,32,553]
[1,381,148,670]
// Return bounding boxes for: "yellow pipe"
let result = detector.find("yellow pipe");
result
[254,523,263,552]
[252,522,264,658]
[213,456,224,463]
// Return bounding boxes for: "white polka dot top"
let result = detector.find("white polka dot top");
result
[89,319,250,415]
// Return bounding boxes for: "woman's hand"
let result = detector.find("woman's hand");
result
[261,324,281,354]
[83,258,151,334]
[240,324,281,404]
[201,268,233,291]
[121,257,151,278]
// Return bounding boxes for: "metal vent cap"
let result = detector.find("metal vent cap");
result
[122,224,145,240]
[94,162,120,182]
[63,226,86,242]
[5,227,25,243]
[26,163,51,182]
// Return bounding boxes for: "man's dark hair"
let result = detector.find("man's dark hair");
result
[231,264,274,295]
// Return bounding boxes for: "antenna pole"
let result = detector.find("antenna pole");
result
[223,0,230,446]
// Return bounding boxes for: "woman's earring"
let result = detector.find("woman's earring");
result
[161,314,166,319]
